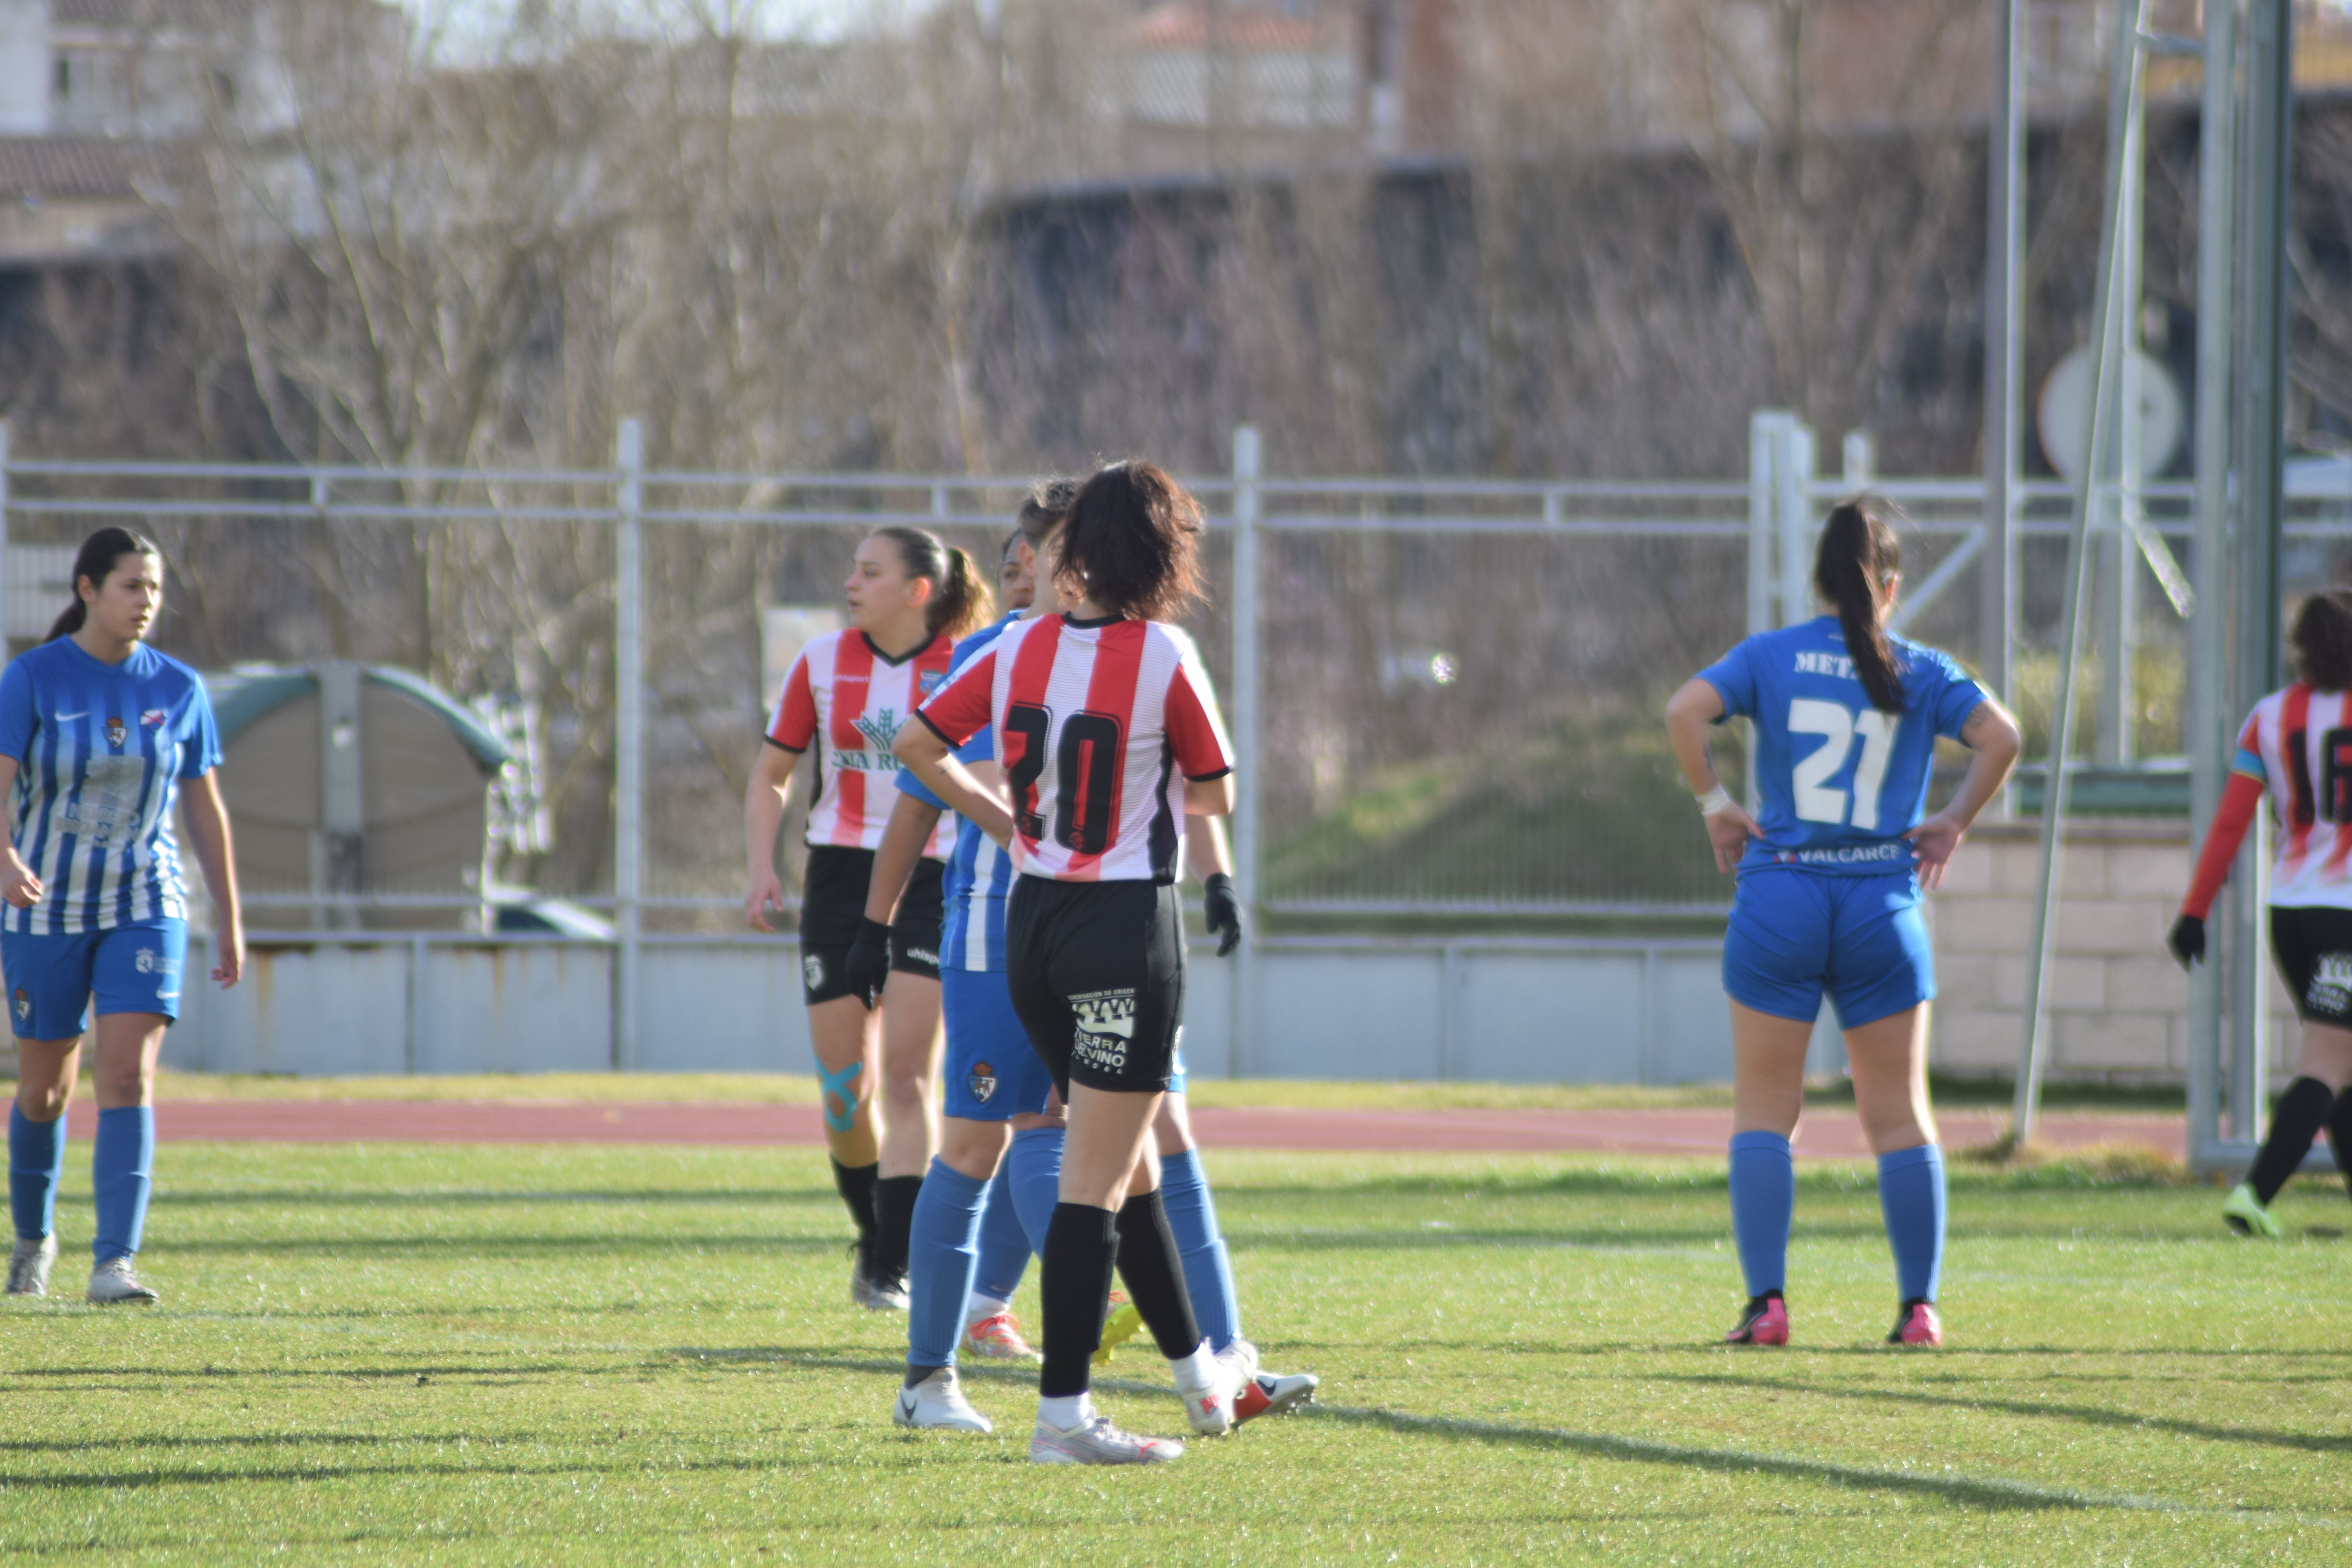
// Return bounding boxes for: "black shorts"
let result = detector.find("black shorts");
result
[2270,906,2352,1027]
[1004,877,1186,1096]
[799,845,945,1005]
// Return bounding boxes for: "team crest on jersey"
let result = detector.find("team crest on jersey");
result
[103,717,126,750]
[853,708,902,753]
[140,709,167,728]
[967,1061,998,1103]
[919,670,947,696]
[1070,988,1138,1074]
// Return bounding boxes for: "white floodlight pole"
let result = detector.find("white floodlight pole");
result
[614,419,645,1072]
[1229,425,1262,1080]
[2015,0,2147,1142]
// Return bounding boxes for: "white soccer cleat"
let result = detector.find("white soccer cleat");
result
[1217,1336,1318,1423]
[85,1256,158,1305]
[1178,1356,1240,1437]
[1030,1412,1183,1465]
[7,1234,57,1298]
[892,1366,992,1433]
[963,1310,1040,1361]
[850,1263,909,1313]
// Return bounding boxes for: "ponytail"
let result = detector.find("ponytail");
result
[871,525,995,642]
[1813,495,1905,713]
[46,526,162,643]
[2291,589,2352,691]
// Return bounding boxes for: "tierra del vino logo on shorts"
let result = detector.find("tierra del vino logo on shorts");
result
[1070,989,1138,1074]
[2309,952,2352,1016]
[803,953,825,991]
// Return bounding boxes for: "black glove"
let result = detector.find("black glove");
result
[844,916,893,1007]
[2167,914,2206,972]
[1203,872,1243,958]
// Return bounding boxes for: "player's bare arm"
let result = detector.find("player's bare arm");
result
[180,770,244,987]
[1903,697,2022,889]
[743,740,801,932]
[865,793,944,926]
[1664,677,1760,875]
[1184,775,1235,818]
[0,755,42,909]
[894,723,1016,848]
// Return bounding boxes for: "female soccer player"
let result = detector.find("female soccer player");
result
[2169,589,2352,1237]
[1665,497,2020,1350]
[898,461,1240,1465]
[743,527,991,1308]
[3,528,244,1303]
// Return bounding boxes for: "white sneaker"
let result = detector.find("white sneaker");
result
[7,1234,57,1297]
[892,1366,991,1432]
[85,1256,159,1305]
[1030,1413,1183,1465]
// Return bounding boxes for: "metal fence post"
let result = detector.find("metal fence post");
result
[1981,0,2025,738]
[1746,412,1784,811]
[1777,419,1817,629]
[1229,425,1262,1079]
[2186,0,2236,1172]
[614,419,644,1073]
[0,423,11,641]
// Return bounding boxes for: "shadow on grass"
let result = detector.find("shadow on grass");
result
[695,1349,2185,1515]
[1648,1370,2352,1453]
[143,1234,853,1258]
[150,1189,838,1209]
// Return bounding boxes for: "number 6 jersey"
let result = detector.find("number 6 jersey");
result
[915,613,1233,884]
[2230,683,2352,909]
[1698,615,1985,877]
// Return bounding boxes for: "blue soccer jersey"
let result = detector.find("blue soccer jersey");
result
[0,638,222,934]
[897,612,1020,973]
[1698,616,1985,876]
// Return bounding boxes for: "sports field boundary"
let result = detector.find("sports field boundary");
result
[57,1100,2190,1156]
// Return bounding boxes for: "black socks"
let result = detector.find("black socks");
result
[1114,1189,1203,1360]
[831,1158,879,1270]
[873,1175,923,1287]
[1040,1202,1119,1398]
[2250,1077,2336,1205]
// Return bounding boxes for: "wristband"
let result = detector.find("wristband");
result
[1695,785,1734,817]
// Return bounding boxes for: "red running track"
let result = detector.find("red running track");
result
[56,1101,2187,1158]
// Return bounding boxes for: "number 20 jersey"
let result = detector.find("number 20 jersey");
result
[2235,684,2352,910]
[1698,615,1985,877]
[916,613,1233,884]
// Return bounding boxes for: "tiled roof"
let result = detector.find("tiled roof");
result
[0,138,140,200]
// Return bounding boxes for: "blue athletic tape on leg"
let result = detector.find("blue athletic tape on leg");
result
[906,1158,988,1371]
[972,1167,1031,1304]
[91,1106,153,1263]
[818,1060,864,1134]
[1007,1125,1065,1256]
[1728,1130,1794,1298]
[1158,1147,1243,1351]
[9,1104,65,1242]
[1876,1143,1946,1303]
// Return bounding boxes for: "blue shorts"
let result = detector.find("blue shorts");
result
[0,918,189,1040]
[942,967,1055,1121]
[1722,869,1932,1030]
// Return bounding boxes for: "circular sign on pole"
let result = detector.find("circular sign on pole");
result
[2036,344,2185,484]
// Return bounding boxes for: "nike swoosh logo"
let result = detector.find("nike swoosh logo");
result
[54,711,87,721]
[155,992,180,1002]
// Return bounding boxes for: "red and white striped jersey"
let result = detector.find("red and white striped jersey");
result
[916,614,1233,884]
[768,629,956,857]
[2238,683,2352,909]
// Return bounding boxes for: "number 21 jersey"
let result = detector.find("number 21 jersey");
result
[916,613,1233,884]
[1698,615,1984,876]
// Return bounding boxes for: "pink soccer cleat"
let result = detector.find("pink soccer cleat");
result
[964,1310,1040,1362]
[1724,1295,1788,1346]
[1887,1301,1943,1347]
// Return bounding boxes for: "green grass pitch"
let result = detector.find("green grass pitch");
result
[0,1144,2345,1564]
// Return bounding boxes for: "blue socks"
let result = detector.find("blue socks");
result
[1877,1143,1946,1304]
[1728,1130,1793,1299]
[91,1106,154,1264]
[1006,1125,1066,1256]
[971,1168,1031,1306]
[905,1159,987,1374]
[1157,1147,1242,1351]
[9,1105,65,1242]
